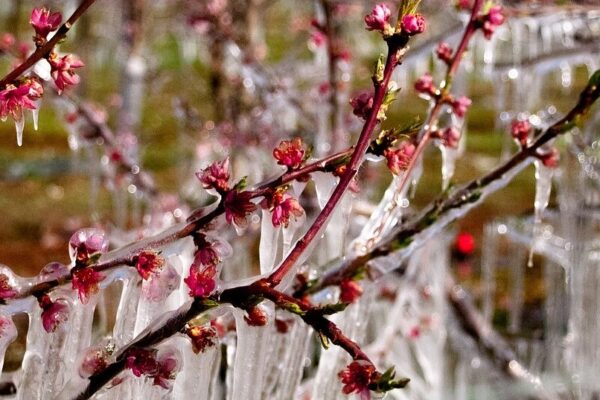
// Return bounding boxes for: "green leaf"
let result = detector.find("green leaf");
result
[319,302,348,315]
[374,54,385,83]
[233,176,248,191]
[399,0,422,17]
[588,69,600,88]
[281,301,305,316]
[317,331,330,349]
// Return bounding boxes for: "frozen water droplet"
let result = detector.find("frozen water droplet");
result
[15,117,24,146]
[32,108,39,131]
[33,59,52,81]
[440,145,459,190]
[259,209,281,274]
[528,160,554,267]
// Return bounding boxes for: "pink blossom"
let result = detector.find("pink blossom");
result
[408,325,421,339]
[79,344,109,378]
[451,96,472,118]
[135,250,165,280]
[442,126,461,148]
[510,119,531,146]
[436,42,453,64]
[414,73,435,96]
[39,295,70,333]
[0,274,17,300]
[186,325,218,354]
[269,192,304,228]
[196,158,230,192]
[539,148,560,168]
[340,279,363,303]
[184,263,217,298]
[69,228,109,265]
[72,267,104,304]
[244,306,268,326]
[350,91,374,120]
[49,54,84,94]
[142,263,180,302]
[384,142,416,175]
[310,30,326,47]
[0,315,16,339]
[153,348,182,390]
[364,4,391,32]
[224,190,257,227]
[125,348,159,378]
[487,5,505,25]
[482,6,505,40]
[338,360,376,398]
[0,33,15,52]
[0,84,37,122]
[400,14,426,35]
[456,0,472,10]
[273,137,305,169]
[30,7,62,39]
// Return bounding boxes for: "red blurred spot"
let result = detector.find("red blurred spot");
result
[455,232,475,255]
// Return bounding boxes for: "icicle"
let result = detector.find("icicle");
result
[440,145,459,190]
[369,159,533,276]
[17,306,51,400]
[410,156,423,198]
[15,117,24,147]
[112,270,142,347]
[259,209,281,274]
[32,107,40,131]
[0,315,17,374]
[350,174,409,256]
[229,305,274,400]
[271,318,311,400]
[172,336,221,400]
[312,172,337,210]
[528,160,553,268]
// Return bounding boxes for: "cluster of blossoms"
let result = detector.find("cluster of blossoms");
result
[480,5,505,39]
[414,72,472,119]
[68,229,109,303]
[0,7,84,145]
[510,119,531,147]
[273,137,306,170]
[38,294,70,333]
[339,279,363,303]
[384,141,416,175]
[350,91,374,120]
[510,118,559,167]
[261,188,304,228]
[197,158,257,228]
[185,325,218,354]
[125,347,182,390]
[0,273,17,300]
[338,360,376,399]
[364,4,426,36]
[184,234,231,297]
[0,79,42,123]
[440,126,462,148]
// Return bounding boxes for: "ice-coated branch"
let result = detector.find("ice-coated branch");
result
[76,277,393,399]
[393,0,484,193]
[310,69,600,292]
[0,140,362,303]
[0,0,97,88]
[74,297,218,400]
[266,31,411,287]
